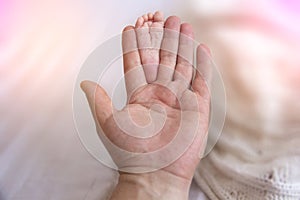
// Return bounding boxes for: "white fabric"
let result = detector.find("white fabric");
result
[0,0,206,199]
[191,1,300,199]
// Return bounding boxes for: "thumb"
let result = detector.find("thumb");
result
[80,80,113,126]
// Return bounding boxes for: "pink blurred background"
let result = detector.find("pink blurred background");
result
[0,0,299,199]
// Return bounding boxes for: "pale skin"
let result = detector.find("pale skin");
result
[81,11,212,200]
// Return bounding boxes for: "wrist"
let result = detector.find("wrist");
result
[109,170,191,200]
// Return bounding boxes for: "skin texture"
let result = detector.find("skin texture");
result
[81,11,213,200]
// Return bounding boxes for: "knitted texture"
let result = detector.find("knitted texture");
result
[195,127,300,200]
[191,1,300,198]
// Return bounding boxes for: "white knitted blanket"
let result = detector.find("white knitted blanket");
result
[191,1,300,199]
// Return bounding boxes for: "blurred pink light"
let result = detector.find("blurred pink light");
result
[277,0,300,14]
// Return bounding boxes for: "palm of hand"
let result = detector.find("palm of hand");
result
[114,84,208,178]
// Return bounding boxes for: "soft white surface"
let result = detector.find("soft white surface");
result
[0,0,207,199]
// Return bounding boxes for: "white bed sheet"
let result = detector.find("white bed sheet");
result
[0,0,207,199]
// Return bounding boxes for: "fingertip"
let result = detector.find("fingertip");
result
[154,11,164,22]
[142,14,148,21]
[80,80,108,100]
[164,16,181,33]
[122,25,134,33]
[148,12,154,20]
[181,23,193,30]
[135,16,144,28]
[165,16,181,25]
[180,23,194,38]
[198,44,211,57]
[80,80,96,94]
